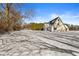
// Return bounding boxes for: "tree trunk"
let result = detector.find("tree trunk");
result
[5,3,13,31]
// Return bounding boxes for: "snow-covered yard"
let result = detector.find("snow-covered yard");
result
[0,30,79,56]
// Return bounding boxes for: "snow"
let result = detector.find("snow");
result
[0,30,79,56]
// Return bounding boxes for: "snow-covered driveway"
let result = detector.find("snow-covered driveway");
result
[0,30,79,56]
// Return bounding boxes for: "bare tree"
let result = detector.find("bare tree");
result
[0,3,23,31]
[24,9,35,20]
[0,3,36,31]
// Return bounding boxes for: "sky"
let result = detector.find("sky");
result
[21,3,79,25]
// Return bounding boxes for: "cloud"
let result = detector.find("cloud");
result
[50,12,79,25]
[24,16,46,23]
[32,16,44,23]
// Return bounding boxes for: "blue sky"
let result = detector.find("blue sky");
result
[21,3,79,25]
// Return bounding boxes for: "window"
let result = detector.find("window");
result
[57,23,59,25]
[54,28,56,30]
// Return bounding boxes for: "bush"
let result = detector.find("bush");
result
[13,24,22,31]
[0,19,8,31]
[23,23,44,30]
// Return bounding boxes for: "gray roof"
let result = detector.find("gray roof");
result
[49,17,63,24]
[44,17,63,24]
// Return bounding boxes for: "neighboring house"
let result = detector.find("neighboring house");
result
[44,17,69,32]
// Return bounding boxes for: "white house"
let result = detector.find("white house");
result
[44,17,69,32]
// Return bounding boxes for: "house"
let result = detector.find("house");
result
[44,17,69,32]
